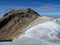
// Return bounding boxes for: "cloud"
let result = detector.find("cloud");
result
[39,4,60,12]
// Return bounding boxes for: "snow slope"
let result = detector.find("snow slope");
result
[0,19,60,45]
[13,19,60,45]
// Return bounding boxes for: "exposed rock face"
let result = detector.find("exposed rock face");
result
[0,8,40,40]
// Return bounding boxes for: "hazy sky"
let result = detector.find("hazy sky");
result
[0,0,60,18]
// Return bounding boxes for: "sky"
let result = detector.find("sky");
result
[0,0,60,18]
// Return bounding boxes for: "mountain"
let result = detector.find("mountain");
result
[0,8,53,40]
[0,8,41,40]
[1,8,60,45]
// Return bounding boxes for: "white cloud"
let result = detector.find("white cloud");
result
[39,4,60,12]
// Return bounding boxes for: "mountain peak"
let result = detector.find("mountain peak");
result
[0,8,40,40]
[3,8,40,17]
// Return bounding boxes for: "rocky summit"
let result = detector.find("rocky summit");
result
[0,8,41,40]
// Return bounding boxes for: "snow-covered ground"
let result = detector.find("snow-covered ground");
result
[0,42,13,45]
[13,19,60,45]
[0,19,60,45]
